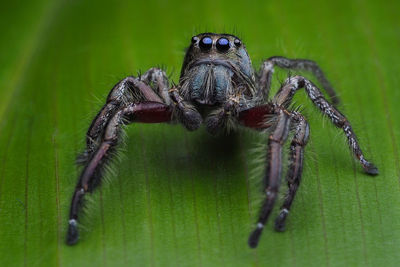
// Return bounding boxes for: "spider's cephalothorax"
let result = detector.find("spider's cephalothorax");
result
[179,33,256,106]
[175,33,260,134]
[66,33,379,248]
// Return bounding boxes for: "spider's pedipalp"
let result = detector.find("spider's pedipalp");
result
[169,88,202,131]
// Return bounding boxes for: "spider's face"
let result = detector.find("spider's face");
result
[179,33,256,105]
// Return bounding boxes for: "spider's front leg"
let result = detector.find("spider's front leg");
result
[239,105,310,246]
[82,69,167,159]
[258,56,339,105]
[67,68,203,245]
[240,107,291,248]
[68,102,171,245]
[67,69,177,245]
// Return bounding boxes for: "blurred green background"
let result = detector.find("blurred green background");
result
[0,0,399,266]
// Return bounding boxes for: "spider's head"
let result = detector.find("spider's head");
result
[179,33,256,106]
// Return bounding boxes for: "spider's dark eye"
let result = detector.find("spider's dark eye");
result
[199,36,213,51]
[216,37,230,52]
[191,36,199,44]
[234,38,242,47]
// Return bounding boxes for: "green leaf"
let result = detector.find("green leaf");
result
[1,0,399,266]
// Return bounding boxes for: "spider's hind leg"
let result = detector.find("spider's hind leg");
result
[275,112,309,231]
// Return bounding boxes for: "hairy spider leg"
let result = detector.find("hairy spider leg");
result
[67,69,174,245]
[248,109,291,248]
[238,102,310,246]
[67,102,172,245]
[258,56,340,105]
[67,67,204,245]
[274,113,309,231]
[274,75,378,175]
[81,74,165,161]
[240,74,377,248]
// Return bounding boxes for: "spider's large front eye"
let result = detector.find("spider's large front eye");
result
[216,37,230,52]
[199,36,213,51]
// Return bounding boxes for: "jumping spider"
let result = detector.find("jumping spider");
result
[67,33,378,248]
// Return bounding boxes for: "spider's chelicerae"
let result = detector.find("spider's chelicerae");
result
[67,33,378,248]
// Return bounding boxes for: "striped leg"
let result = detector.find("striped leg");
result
[258,56,340,105]
[274,75,378,175]
[67,102,172,245]
[275,113,309,231]
[248,109,291,248]
[81,73,165,163]
[68,69,172,245]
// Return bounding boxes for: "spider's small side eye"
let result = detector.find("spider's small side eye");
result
[191,36,199,44]
[216,37,230,52]
[234,38,242,47]
[199,36,213,51]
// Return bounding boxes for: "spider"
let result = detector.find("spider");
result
[66,33,378,248]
